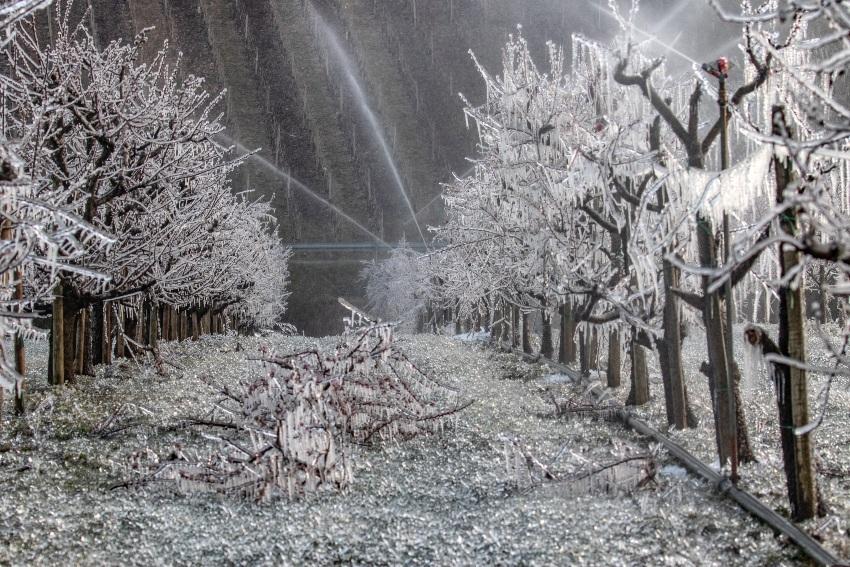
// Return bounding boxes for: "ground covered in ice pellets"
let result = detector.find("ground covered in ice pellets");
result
[0,333,807,565]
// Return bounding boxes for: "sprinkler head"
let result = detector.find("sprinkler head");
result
[701,57,732,79]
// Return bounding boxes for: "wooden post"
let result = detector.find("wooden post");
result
[50,282,64,385]
[772,105,817,520]
[540,309,553,359]
[607,329,621,388]
[521,312,532,354]
[697,213,738,468]
[627,333,649,406]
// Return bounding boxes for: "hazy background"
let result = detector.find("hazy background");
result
[35,0,742,334]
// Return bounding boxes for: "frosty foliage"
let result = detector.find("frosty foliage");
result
[429,30,692,343]
[705,1,850,388]
[427,1,850,372]
[360,240,428,330]
[0,0,110,391]
[0,0,291,387]
[0,0,49,47]
[136,324,472,502]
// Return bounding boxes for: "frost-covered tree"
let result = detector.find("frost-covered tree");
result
[708,0,850,521]
[608,0,787,469]
[1,1,291,386]
[432,31,701,422]
[1,0,114,409]
[360,240,429,331]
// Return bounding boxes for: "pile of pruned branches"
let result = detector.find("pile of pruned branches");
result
[131,324,472,502]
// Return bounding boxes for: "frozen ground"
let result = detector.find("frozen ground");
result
[0,332,827,565]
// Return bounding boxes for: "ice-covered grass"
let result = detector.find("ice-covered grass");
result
[0,333,805,565]
[451,328,491,343]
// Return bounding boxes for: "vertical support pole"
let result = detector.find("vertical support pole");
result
[607,329,621,388]
[51,282,64,386]
[103,301,112,366]
[773,105,816,520]
[521,312,532,354]
[719,76,739,478]
[540,309,553,359]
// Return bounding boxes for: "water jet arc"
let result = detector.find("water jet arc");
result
[308,3,429,248]
[218,135,391,249]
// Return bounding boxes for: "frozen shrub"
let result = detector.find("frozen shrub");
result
[139,324,472,501]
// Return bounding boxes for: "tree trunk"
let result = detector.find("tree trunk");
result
[203,309,212,335]
[607,329,621,388]
[627,333,649,406]
[579,329,589,376]
[661,259,689,429]
[540,310,553,359]
[103,302,113,366]
[148,300,159,349]
[116,312,127,359]
[13,270,25,413]
[134,305,144,347]
[50,283,65,385]
[91,302,105,367]
[161,306,170,341]
[522,312,532,354]
[731,361,756,463]
[773,112,817,519]
[180,310,188,341]
[74,309,85,375]
[61,292,80,384]
[511,306,520,348]
[588,329,599,370]
[558,303,575,364]
[171,306,179,340]
[697,213,738,468]
[191,311,200,341]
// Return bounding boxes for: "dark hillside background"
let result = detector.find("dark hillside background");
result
[37,0,736,335]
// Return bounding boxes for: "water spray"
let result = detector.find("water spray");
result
[217,134,392,249]
[591,2,702,68]
[307,3,429,248]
